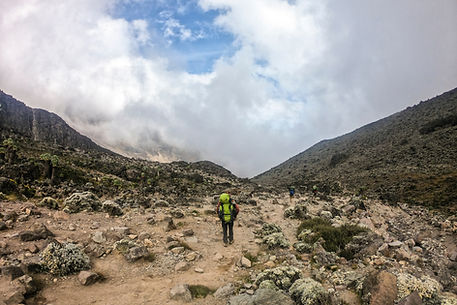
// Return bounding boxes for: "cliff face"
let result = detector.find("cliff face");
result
[253,87,457,209]
[0,90,105,152]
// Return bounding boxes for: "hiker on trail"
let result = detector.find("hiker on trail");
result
[216,193,239,246]
[312,185,318,196]
[288,186,295,204]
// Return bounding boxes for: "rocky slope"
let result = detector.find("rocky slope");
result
[253,88,457,211]
[0,91,108,153]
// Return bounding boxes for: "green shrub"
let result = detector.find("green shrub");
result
[297,217,366,253]
[188,285,215,298]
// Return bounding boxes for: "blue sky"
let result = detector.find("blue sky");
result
[112,0,236,73]
[1,0,457,176]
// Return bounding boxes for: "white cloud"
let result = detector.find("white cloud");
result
[0,0,456,177]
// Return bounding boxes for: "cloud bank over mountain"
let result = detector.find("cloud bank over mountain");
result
[1,0,456,176]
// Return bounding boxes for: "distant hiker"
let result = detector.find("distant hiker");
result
[312,185,318,196]
[216,193,239,246]
[288,186,295,204]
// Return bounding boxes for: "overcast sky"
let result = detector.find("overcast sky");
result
[1,0,456,177]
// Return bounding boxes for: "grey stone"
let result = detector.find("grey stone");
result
[241,256,252,268]
[112,226,130,235]
[125,246,149,262]
[92,231,106,244]
[16,275,38,295]
[175,261,189,272]
[319,210,333,220]
[19,223,54,241]
[0,220,7,230]
[214,283,235,298]
[183,228,194,236]
[1,265,24,280]
[388,241,403,248]
[254,289,294,305]
[398,291,423,305]
[170,284,192,302]
[78,271,101,286]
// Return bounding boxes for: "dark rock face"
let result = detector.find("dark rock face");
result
[0,90,105,152]
[253,87,457,210]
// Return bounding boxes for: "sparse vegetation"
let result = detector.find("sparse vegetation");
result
[297,217,366,253]
[188,285,215,298]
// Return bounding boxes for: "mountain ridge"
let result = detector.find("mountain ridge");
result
[253,87,457,210]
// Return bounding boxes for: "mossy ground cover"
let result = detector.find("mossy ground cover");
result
[297,217,366,253]
[188,285,215,298]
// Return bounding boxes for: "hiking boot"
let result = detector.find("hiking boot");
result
[224,243,228,247]
[229,240,234,244]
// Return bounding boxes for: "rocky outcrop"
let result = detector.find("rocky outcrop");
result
[0,90,107,152]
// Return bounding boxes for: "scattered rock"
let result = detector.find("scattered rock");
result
[125,246,149,262]
[170,284,192,302]
[183,228,194,236]
[175,261,190,272]
[166,218,177,231]
[78,270,101,286]
[214,283,235,299]
[398,291,423,305]
[0,220,7,230]
[194,268,204,273]
[1,265,25,280]
[388,241,403,248]
[241,256,252,268]
[19,223,54,241]
[92,231,107,244]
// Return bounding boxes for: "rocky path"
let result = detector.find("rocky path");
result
[1,192,456,304]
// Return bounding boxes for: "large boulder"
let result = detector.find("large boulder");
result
[361,271,397,305]
[289,278,332,305]
[40,241,90,276]
[255,266,302,291]
[63,192,101,213]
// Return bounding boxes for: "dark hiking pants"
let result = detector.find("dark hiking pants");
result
[221,221,233,244]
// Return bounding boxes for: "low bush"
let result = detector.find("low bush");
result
[297,217,366,253]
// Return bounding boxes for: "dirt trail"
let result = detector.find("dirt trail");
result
[32,195,301,305]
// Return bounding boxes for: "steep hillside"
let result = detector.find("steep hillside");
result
[0,91,108,153]
[253,88,457,210]
[0,91,247,204]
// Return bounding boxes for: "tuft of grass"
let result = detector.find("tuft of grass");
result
[297,217,366,253]
[188,285,215,298]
